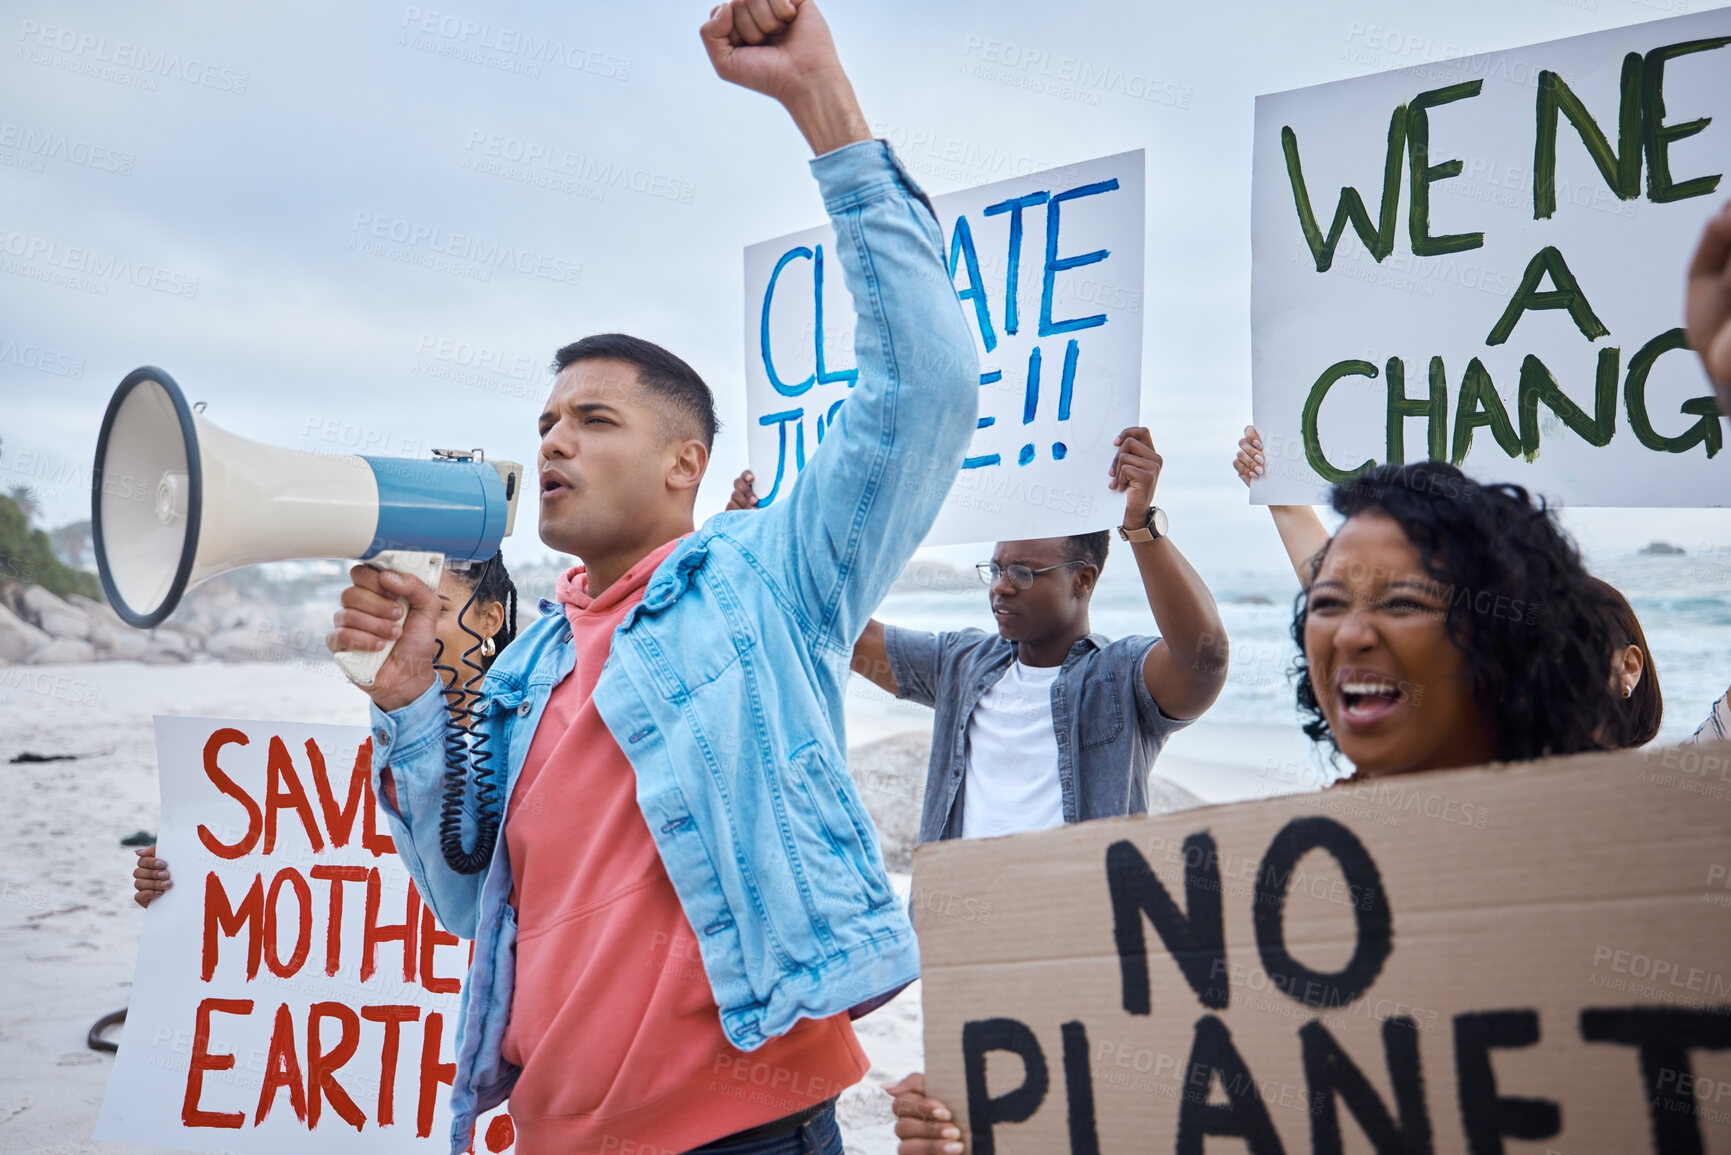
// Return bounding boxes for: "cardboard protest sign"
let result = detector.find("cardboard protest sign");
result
[915,743,1731,1151]
[96,716,516,1153]
[1251,11,1730,506]
[744,151,1144,546]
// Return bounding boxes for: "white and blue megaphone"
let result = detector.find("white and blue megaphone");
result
[91,366,523,686]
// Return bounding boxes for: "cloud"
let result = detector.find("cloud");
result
[2,0,1727,574]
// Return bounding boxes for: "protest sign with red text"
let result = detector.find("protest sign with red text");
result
[96,716,516,1154]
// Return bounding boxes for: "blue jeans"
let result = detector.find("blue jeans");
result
[684,1100,844,1155]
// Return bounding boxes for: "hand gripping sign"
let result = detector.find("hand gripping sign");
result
[96,716,516,1154]
[744,151,1145,546]
[1251,10,1730,506]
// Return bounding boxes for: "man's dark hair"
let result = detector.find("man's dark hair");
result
[1066,530,1110,572]
[1290,461,1622,764]
[552,333,719,449]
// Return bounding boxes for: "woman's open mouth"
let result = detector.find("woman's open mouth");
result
[1335,672,1407,729]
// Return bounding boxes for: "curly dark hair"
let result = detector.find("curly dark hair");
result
[1291,462,1622,764]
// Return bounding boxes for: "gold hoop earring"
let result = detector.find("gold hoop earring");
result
[481,636,496,658]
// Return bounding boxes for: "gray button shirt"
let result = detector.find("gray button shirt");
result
[883,626,1192,844]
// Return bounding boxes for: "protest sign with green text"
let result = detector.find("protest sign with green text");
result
[1252,11,1729,505]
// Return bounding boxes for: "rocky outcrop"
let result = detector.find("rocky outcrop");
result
[69,595,152,661]
[2,582,221,666]
[143,627,196,663]
[18,586,90,641]
[849,732,929,872]
[0,603,50,663]
[204,627,269,663]
[29,637,97,663]
[87,619,151,660]
[1148,773,1208,815]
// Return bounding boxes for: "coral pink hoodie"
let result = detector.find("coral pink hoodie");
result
[499,539,866,1154]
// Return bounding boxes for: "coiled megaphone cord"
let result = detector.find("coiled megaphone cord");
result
[437,556,503,875]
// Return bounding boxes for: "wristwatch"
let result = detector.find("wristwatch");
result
[1117,506,1168,544]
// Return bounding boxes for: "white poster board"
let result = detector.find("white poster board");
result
[96,716,516,1154]
[744,150,1145,546]
[1251,10,1730,506]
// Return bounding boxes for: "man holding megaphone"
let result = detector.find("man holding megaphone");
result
[323,2,977,1152]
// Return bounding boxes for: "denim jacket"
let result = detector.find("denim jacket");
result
[367,140,978,1152]
[883,627,1191,843]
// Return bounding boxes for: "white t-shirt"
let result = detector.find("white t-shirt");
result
[961,659,1064,839]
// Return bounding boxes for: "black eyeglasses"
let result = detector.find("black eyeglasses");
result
[976,559,1088,590]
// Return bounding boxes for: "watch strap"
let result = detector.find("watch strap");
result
[1117,507,1163,543]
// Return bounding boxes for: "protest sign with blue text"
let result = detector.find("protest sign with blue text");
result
[744,151,1145,546]
[1251,10,1729,506]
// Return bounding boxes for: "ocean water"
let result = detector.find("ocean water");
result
[874,549,1731,747]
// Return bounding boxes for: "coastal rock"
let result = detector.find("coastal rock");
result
[178,581,253,636]
[848,732,929,873]
[204,626,269,663]
[143,628,196,663]
[89,620,152,661]
[0,603,51,664]
[27,637,97,664]
[1638,541,1685,556]
[167,622,210,649]
[73,595,155,660]
[66,594,118,621]
[18,586,91,641]
[1148,773,1208,815]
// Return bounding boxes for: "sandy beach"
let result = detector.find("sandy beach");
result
[0,660,1309,1155]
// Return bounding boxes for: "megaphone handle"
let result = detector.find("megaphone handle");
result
[333,549,447,689]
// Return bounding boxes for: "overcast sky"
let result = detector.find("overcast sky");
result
[3,0,1728,581]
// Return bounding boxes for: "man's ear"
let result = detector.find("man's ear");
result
[668,438,709,495]
[1074,564,1099,598]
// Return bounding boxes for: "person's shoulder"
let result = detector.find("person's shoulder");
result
[697,510,787,577]
[932,628,1007,671]
[885,624,997,662]
[486,608,568,679]
[934,626,998,652]
[522,602,569,635]
[1087,633,1156,667]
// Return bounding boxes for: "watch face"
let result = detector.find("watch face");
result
[1151,507,1169,537]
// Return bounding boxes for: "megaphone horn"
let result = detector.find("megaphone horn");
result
[92,367,522,686]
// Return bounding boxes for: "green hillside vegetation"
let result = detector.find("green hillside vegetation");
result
[0,495,101,601]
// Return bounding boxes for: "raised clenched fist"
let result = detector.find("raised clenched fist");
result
[698,0,869,157]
